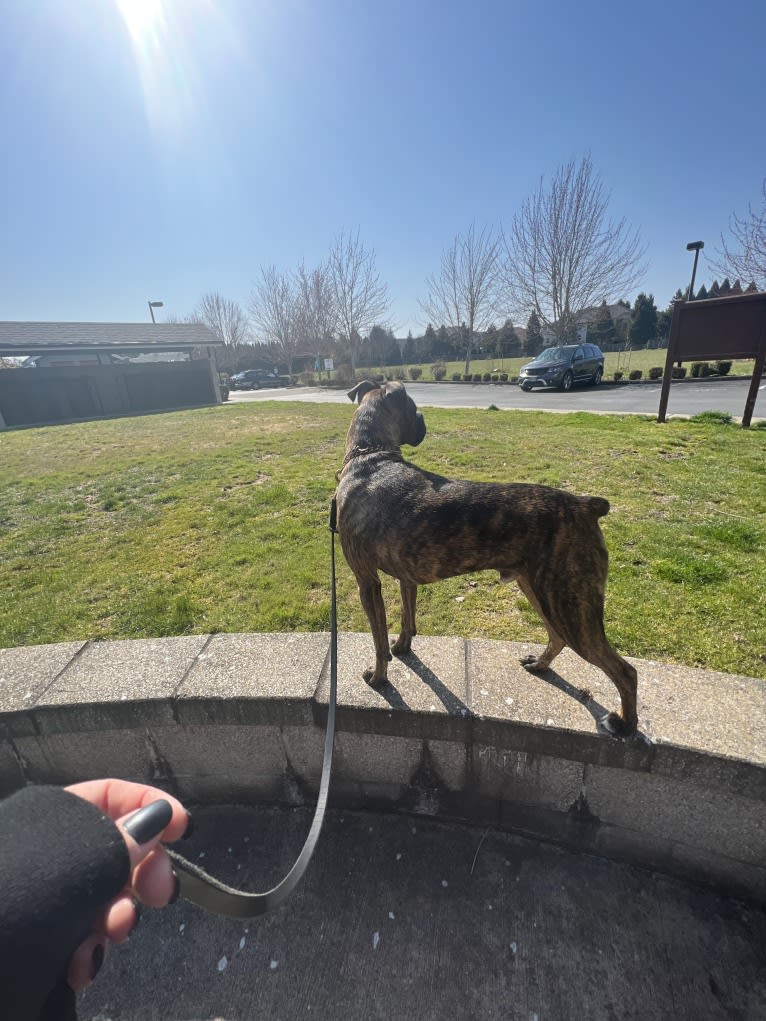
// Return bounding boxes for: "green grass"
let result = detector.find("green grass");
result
[1,403,764,678]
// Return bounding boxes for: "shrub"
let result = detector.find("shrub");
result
[298,371,316,385]
[691,410,733,426]
[499,372,508,382]
[473,373,483,383]
[628,369,643,381]
[452,372,462,382]
[691,362,707,378]
[613,371,623,381]
[334,363,353,384]
[715,360,732,376]
[408,366,423,381]
[648,367,663,380]
[431,363,447,381]
[483,372,492,382]
[491,374,500,383]
[672,366,687,379]
[394,368,406,381]
[701,363,716,377]
[373,372,386,382]
[462,373,472,382]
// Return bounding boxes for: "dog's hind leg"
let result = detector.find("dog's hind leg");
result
[356,571,393,686]
[515,576,566,670]
[392,581,417,655]
[575,637,638,737]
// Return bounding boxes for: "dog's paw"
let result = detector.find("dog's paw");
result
[597,712,637,739]
[363,668,387,688]
[520,654,546,673]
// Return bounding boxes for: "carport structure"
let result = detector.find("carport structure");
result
[0,321,224,429]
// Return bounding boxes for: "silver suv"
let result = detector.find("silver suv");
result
[518,344,604,392]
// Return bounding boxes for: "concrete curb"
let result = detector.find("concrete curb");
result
[1,633,764,904]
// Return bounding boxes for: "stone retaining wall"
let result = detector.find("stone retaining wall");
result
[1,633,764,904]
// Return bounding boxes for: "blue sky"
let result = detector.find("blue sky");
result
[1,0,764,336]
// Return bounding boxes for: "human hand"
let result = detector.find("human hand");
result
[64,779,190,990]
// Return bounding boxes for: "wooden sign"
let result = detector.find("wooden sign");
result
[658,292,766,427]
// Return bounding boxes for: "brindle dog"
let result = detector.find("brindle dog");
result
[334,379,638,736]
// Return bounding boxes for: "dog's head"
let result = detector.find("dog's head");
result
[347,379,427,449]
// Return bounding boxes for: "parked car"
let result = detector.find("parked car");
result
[518,343,604,392]
[229,369,290,390]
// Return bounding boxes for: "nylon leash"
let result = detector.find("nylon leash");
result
[166,500,339,918]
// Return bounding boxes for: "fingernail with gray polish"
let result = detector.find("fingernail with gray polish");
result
[91,943,104,980]
[169,872,181,905]
[123,800,173,845]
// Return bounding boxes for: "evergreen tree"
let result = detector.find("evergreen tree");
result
[708,280,720,298]
[628,293,658,348]
[695,284,708,300]
[525,312,544,355]
[719,278,731,296]
[498,319,522,357]
[484,323,498,359]
[423,324,436,360]
[588,301,617,349]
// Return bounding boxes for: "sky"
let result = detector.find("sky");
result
[1,0,765,338]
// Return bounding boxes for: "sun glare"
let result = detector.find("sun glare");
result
[115,0,165,44]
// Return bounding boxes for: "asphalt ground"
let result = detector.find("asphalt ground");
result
[80,803,766,1021]
[227,376,765,420]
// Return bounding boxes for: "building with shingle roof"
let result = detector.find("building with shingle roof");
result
[0,321,224,429]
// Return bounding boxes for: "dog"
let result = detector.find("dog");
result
[334,379,638,737]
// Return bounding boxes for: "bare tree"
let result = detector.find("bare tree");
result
[328,228,389,373]
[713,176,766,289]
[502,156,646,341]
[249,266,300,374]
[195,292,251,347]
[419,223,505,374]
[294,260,337,359]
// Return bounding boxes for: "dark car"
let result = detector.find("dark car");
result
[229,369,290,391]
[518,343,604,392]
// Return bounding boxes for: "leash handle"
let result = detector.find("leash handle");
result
[166,507,339,918]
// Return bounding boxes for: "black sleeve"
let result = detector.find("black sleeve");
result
[0,786,130,1021]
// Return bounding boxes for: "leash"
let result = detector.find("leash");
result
[166,499,339,918]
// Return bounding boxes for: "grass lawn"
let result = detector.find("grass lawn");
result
[1,402,764,679]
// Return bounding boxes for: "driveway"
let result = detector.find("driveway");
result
[229,377,764,421]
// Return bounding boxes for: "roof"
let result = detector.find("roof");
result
[0,322,222,356]
[578,303,632,322]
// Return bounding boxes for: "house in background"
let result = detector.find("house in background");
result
[541,303,631,348]
[0,322,224,429]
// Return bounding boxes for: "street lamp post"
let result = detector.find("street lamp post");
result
[678,242,704,369]
[148,300,164,324]
[685,242,704,302]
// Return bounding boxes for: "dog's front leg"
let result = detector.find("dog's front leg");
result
[392,580,417,656]
[357,573,392,686]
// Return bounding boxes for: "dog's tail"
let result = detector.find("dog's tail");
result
[584,496,610,518]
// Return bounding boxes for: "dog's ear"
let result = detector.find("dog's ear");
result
[347,380,381,404]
